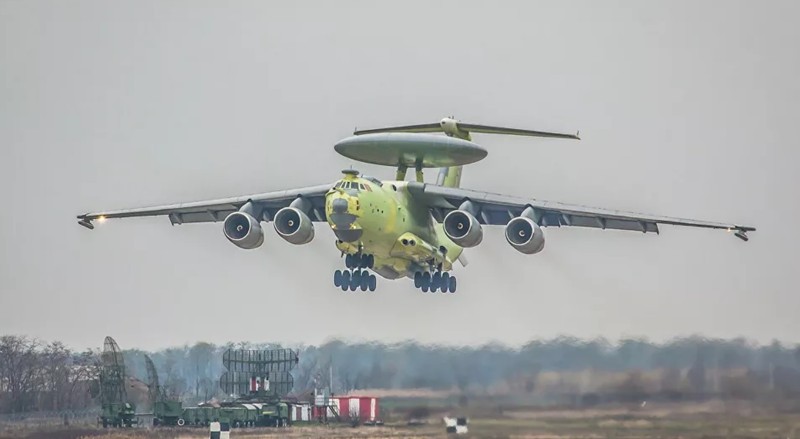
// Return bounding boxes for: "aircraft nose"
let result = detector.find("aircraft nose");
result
[331,198,349,214]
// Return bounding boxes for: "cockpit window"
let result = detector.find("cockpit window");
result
[336,180,372,192]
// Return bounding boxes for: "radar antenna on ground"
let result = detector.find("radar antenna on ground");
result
[100,336,127,406]
[93,336,138,428]
[219,348,299,400]
[144,354,184,426]
[144,354,163,408]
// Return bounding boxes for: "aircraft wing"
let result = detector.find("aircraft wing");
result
[407,183,755,240]
[76,184,331,229]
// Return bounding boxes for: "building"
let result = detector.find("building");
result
[312,395,379,424]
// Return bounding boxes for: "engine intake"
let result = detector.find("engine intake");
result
[443,210,483,248]
[223,212,264,249]
[274,207,314,245]
[505,216,545,254]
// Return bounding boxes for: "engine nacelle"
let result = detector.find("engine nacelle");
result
[274,207,314,245]
[223,211,264,249]
[443,210,483,248]
[505,216,545,254]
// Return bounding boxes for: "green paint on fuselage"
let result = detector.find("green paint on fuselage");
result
[325,174,462,280]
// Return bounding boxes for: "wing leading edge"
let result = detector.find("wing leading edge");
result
[407,183,755,241]
[77,184,331,230]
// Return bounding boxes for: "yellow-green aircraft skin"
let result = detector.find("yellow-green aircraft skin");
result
[76,117,754,292]
[326,174,462,280]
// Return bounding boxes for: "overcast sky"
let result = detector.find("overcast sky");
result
[1,1,798,352]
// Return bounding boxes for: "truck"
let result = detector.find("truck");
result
[99,402,138,428]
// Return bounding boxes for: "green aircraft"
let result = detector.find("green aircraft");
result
[77,117,755,293]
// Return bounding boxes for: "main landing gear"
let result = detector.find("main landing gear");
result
[334,253,377,292]
[414,268,457,293]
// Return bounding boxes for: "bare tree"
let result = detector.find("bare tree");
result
[687,350,707,396]
[161,348,187,399]
[41,342,70,411]
[188,342,215,398]
[0,336,41,412]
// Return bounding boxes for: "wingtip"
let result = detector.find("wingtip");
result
[732,227,755,242]
[77,219,94,230]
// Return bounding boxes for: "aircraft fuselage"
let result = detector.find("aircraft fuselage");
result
[324,172,462,280]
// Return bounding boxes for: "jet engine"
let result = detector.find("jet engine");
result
[223,211,264,249]
[443,210,483,248]
[274,207,315,245]
[505,216,545,254]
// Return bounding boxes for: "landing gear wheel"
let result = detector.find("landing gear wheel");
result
[360,273,369,291]
[350,270,361,291]
[414,272,422,288]
[334,270,343,287]
[341,271,351,291]
[368,275,376,291]
[345,254,353,269]
[420,272,432,292]
[448,276,457,293]
[431,272,441,291]
[367,254,375,268]
[360,254,369,268]
[440,273,450,293]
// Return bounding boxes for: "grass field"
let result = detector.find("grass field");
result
[5,411,800,438]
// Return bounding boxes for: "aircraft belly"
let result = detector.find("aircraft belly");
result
[329,182,460,280]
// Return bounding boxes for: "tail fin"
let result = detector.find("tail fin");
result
[437,166,462,188]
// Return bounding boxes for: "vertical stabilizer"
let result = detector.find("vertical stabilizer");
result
[437,166,463,188]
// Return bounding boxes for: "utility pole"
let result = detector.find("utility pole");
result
[329,356,334,396]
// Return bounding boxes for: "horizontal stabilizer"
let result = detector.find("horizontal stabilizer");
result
[457,122,579,140]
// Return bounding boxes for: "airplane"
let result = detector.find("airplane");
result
[77,117,755,293]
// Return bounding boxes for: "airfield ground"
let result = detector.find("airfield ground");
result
[4,402,800,439]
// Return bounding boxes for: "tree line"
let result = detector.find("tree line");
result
[2,335,799,413]
[0,336,96,413]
